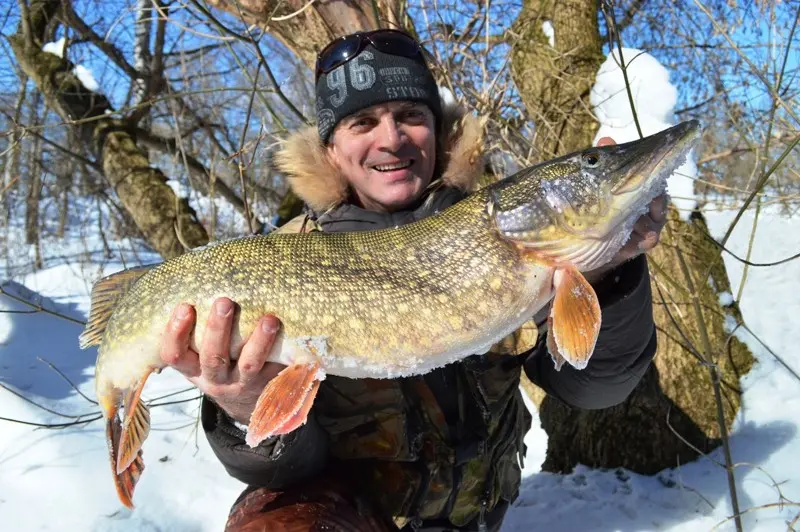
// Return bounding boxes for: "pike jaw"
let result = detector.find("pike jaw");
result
[489,120,701,271]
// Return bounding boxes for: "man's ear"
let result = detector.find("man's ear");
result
[325,139,339,168]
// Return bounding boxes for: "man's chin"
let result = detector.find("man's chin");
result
[375,185,423,211]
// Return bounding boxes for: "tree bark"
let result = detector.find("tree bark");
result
[512,0,754,474]
[9,0,208,259]
[510,0,603,160]
[25,90,44,270]
[3,76,28,225]
[205,0,404,66]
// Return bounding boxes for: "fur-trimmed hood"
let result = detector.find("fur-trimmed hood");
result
[273,102,486,213]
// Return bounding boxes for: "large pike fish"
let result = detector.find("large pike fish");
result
[80,120,700,508]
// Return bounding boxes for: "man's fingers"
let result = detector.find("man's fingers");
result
[160,304,201,378]
[633,214,660,237]
[237,315,281,384]
[199,298,236,384]
[650,194,669,223]
[597,136,616,147]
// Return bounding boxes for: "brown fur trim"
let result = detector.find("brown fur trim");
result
[272,127,348,213]
[272,103,486,212]
[438,106,486,193]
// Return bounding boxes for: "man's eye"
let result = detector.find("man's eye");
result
[351,117,374,128]
[402,110,426,122]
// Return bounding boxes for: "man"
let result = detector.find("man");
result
[160,30,667,531]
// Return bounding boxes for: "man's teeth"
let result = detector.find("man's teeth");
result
[374,161,412,171]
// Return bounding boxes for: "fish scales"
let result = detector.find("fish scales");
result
[97,191,551,390]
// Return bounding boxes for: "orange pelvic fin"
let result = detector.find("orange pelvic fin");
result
[548,266,601,371]
[106,405,145,509]
[117,369,153,476]
[246,362,323,448]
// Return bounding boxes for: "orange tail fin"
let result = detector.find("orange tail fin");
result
[246,362,322,448]
[106,407,145,509]
[117,369,153,475]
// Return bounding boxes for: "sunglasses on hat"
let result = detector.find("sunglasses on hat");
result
[315,29,423,81]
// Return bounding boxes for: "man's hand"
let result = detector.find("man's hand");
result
[583,136,669,284]
[160,297,286,425]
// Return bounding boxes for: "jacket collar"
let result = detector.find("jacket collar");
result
[273,101,486,213]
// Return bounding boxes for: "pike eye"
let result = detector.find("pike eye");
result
[583,152,600,168]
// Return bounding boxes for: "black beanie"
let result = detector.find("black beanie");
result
[315,43,442,143]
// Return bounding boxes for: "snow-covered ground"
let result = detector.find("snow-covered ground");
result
[1,204,797,531]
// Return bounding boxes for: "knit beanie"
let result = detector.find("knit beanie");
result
[315,43,442,143]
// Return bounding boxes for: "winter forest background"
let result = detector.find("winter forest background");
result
[1,1,799,530]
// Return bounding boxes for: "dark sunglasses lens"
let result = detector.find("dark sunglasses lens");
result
[370,32,420,58]
[318,35,363,75]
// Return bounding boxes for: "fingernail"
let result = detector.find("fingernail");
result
[216,299,233,317]
[262,319,278,334]
[176,304,190,320]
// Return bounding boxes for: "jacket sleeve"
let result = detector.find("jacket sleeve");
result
[202,396,329,488]
[524,255,657,409]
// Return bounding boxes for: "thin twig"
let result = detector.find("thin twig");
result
[0,381,92,419]
[0,285,86,325]
[36,356,98,405]
[692,0,800,127]
[271,0,317,21]
[672,228,743,532]
[0,414,102,428]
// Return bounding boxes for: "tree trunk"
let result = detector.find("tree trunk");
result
[510,0,603,160]
[3,76,28,224]
[132,0,152,109]
[512,0,754,474]
[25,90,43,270]
[206,0,404,66]
[9,0,208,259]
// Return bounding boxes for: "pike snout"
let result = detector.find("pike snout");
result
[489,120,701,270]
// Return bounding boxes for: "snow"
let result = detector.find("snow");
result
[41,38,100,92]
[590,48,699,220]
[42,38,67,58]
[73,64,100,92]
[542,21,555,47]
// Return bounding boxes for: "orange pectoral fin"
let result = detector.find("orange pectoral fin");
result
[548,266,601,371]
[246,362,323,448]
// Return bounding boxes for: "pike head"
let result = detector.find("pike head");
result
[488,120,701,271]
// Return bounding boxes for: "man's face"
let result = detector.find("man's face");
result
[327,101,436,213]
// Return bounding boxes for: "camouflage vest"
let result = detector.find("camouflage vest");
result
[278,196,538,528]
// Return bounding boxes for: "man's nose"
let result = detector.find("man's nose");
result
[375,117,404,151]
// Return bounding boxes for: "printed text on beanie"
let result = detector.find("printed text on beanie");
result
[315,45,442,143]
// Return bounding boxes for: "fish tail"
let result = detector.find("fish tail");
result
[99,368,154,509]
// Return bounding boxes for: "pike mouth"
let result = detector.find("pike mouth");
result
[373,160,413,172]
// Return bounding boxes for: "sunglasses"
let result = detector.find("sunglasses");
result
[315,29,423,81]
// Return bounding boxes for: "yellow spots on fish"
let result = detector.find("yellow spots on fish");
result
[348,318,364,331]
[285,307,301,322]
[320,314,335,327]
[397,302,410,313]
[437,294,450,304]
[447,314,464,330]
[489,277,503,291]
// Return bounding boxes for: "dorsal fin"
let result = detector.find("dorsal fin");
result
[79,265,154,349]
